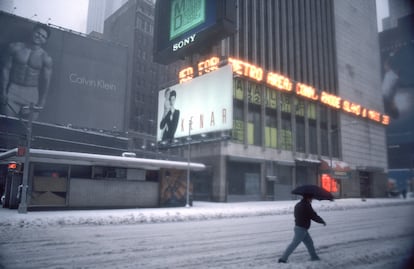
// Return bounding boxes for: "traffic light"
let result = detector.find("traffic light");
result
[8,162,22,173]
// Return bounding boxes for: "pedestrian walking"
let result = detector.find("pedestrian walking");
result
[279,194,326,263]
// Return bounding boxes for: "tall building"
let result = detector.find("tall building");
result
[107,0,388,202]
[104,0,183,153]
[382,0,414,30]
[379,1,414,193]
[86,0,128,34]
[155,0,388,202]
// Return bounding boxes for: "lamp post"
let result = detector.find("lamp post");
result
[186,119,192,207]
[18,103,43,214]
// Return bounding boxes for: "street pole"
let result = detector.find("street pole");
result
[18,103,37,213]
[186,119,192,207]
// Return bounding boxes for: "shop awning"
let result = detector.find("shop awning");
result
[320,158,351,180]
[295,157,321,165]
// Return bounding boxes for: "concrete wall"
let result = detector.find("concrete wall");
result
[334,0,388,171]
[68,178,159,208]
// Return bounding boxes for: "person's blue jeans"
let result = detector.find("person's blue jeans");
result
[280,226,319,261]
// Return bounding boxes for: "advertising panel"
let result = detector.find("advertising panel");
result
[157,65,233,142]
[0,12,128,131]
[153,0,236,64]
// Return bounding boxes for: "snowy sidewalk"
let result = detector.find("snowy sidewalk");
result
[1,197,413,228]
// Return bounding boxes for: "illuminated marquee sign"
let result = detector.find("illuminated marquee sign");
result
[267,72,293,92]
[296,83,318,100]
[178,57,390,126]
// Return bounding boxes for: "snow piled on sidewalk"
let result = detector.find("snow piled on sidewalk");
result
[1,197,413,228]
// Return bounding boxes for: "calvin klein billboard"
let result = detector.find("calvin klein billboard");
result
[157,65,233,142]
[0,12,128,131]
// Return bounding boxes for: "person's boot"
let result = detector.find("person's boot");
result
[278,258,287,263]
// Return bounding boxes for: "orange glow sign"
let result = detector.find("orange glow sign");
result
[296,83,318,100]
[198,57,219,76]
[381,115,390,125]
[177,56,390,125]
[179,67,194,83]
[368,110,381,122]
[321,91,341,109]
[342,100,361,116]
[266,72,293,92]
[228,58,264,81]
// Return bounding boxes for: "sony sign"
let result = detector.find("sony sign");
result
[172,34,197,51]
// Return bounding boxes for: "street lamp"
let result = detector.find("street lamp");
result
[18,103,43,214]
[186,119,192,207]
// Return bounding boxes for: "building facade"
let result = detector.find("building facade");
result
[104,0,184,154]
[87,0,128,34]
[104,0,388,202]
[379,0,414,193]
[163,0,388,202]
[382,0,413,30]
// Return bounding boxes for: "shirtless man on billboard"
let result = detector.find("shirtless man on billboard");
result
[1,23,53,119]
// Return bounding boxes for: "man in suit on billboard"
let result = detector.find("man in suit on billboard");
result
[1,23,53,119]
[160,89,180,142]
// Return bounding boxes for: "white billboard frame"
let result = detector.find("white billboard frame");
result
[157,65,233,142]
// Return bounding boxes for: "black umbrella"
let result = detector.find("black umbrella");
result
[291,185,334,201]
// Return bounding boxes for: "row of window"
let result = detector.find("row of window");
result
[231,79,339,157]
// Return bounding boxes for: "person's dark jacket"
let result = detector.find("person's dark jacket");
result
[294,198,326,229]
[160,109,180,141]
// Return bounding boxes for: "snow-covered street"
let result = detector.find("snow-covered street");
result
[1,198,413,269]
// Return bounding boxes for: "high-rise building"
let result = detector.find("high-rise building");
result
[86,0,128,34]
[382,0,414,30]
[379,0,414,194]
[104,0,183,153]
[165,0,387,202]
[108,0,389,202]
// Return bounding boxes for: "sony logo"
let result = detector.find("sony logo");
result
[172,34,196,51]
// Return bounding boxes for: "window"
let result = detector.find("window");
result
[265,107,277,148]
[70,165,91,179]
[296,118,305,153]
[280,115,292,150]
[309,119,317,154]
[31,163,68,206]
[232,100,244,143]
[93,166,126,180]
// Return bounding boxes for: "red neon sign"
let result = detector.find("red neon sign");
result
[321,174,338,193]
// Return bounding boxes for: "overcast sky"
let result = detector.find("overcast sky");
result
[1,0,389,33]
[1,0,89,33]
